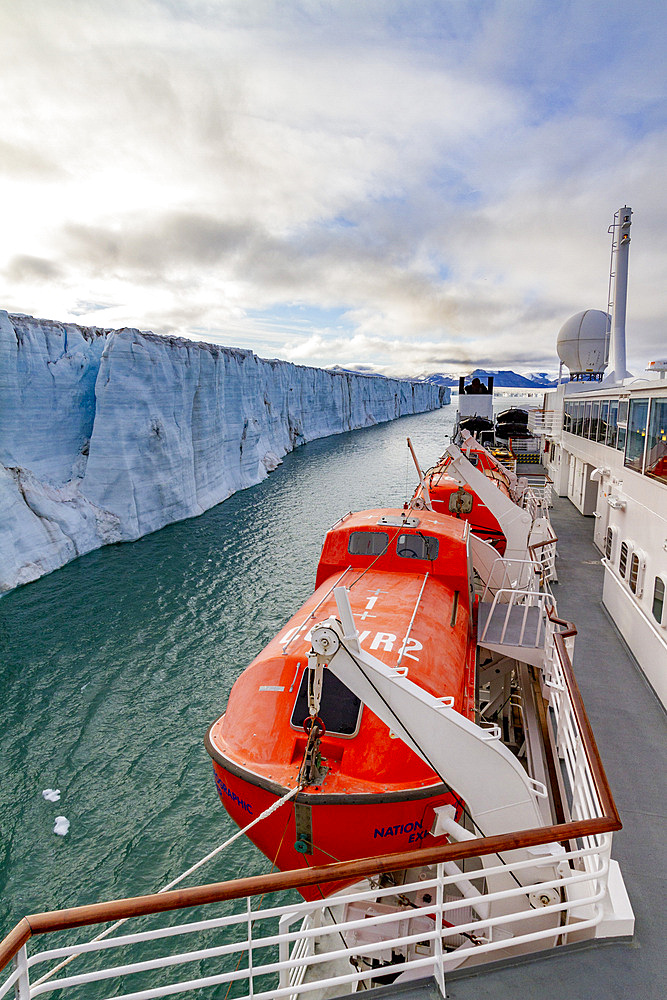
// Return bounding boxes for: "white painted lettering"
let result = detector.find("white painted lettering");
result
[400,638,423,662]
[371,632,397,652]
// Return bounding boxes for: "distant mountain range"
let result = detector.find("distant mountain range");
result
[329,365,558,387]
[419,369,559,389]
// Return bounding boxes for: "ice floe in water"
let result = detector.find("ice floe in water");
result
[42,788,61,802]
[53,816,70,836]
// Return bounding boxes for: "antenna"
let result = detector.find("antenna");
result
[604,207,633,385]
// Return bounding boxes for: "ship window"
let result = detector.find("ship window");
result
[563,403,572,432]
[396,533,439,560]
[290,668,362,737]
[348,531,389,556]
[645,399,667,485]
[617,426,626,452]
[590,401,600,440]
[618,399,629,424]
[624,399,649,472]
[604,527,614,561]
[619,541,629,578]
[599,401,609,443]
[607,401,618,447]
[574,402,584,436]
[629,553,640,594]
[652,577,665,624]
[582,402,591,438]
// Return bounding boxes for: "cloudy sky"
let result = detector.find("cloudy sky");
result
[1,0,665,377]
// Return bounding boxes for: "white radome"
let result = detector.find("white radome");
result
[556,309,610,374]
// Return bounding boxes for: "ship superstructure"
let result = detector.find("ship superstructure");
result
[530,207,667,705]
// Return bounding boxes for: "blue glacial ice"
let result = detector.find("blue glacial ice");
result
[0,311,445,592]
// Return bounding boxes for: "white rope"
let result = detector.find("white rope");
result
[33,782,303,986]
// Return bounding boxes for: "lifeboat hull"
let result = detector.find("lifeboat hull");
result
[207,508,475,899]
[207,751,462,900]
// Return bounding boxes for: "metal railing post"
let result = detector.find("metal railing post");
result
[247,897,253,999]
[12,945,30,1000]
[434,863,446,997]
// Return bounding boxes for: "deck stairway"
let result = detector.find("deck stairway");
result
[477,592,554,667]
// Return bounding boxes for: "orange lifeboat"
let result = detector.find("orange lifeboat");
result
[206,508,476,899]
[416,442,513,554]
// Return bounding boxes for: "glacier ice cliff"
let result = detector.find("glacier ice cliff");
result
[0,311,445,592]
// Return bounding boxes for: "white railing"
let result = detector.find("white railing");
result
[479,534,556,600]
[522,482,553,516]
[527,410,560,436]
[478,589,556,649]
[510,437,541,455]
[480,560,543,600]
[2,840,613,1000]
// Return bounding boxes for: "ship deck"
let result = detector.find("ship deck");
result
[335,495,666,999]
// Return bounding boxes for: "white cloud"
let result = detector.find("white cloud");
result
[0,0,665,377]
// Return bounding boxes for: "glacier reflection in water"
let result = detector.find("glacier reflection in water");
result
[0,404,471,930]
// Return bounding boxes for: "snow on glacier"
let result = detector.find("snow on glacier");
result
[0,311,444,593]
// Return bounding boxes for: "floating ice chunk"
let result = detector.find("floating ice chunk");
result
[42,789,61,802]
[53,816,70,836]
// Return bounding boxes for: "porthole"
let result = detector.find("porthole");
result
[652,577,665,625]
[604,526,615,561]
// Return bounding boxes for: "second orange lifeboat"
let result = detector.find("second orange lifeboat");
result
[416,441,514,553]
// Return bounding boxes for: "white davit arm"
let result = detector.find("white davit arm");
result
[444,443,532,562]
[308,588,545,837]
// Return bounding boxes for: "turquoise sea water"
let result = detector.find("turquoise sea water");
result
[0,396,539,941]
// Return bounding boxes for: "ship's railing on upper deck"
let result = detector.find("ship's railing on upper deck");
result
[509,436,541,455]
[529,533,558,581]
[478,532,557,602]
[520,482,554,516]
[0,633,627,1000]
[479,562,543,601]
[527,409,560,436]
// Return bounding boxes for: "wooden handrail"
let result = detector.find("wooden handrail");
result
[0,636,620,976]
[0,818,620,974]
[553,631,620,825]
[546,605,578,639]
[529,535,558,554]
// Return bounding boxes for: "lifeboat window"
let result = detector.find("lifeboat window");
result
[396,533,439,561]
[619,541,629,578]
[652,577,665,624]
[348,531,389,556]
[290,670,362,737]
[629,553,640,594]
